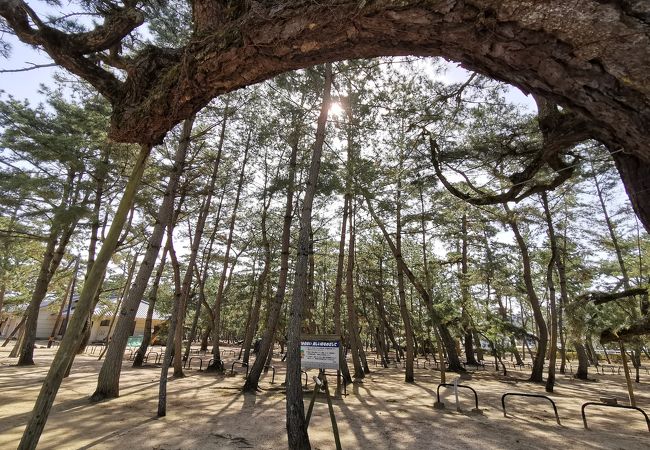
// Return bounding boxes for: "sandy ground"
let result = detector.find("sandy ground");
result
[2,344,650,450]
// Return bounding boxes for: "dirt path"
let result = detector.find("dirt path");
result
[2,345,650,449]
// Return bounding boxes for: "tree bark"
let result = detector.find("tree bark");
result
[47,258,79,348]
[208,130,250,370]
[396,169,414,382]
[345,198,365,380]
[18,169,78,365]
[158,220,182,417]
[460,213,478,365]
[133,243,168,368]
[242,177,272,366]
[91,117,192,400]
[365,197,463,371]
[242,104,305,392]
[542,192,559,392]
[286,63,332,450]
[18,143,151,450]
[504,204,548,383]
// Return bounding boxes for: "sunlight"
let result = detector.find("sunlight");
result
[328,101,344,118]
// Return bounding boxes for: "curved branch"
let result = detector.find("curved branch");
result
[601,316,650,344]
[0,0,143,99]
[428,134,550,206]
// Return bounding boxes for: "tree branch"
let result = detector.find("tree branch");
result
[0,62,57,73]
[577,287,648,306]
[0,0,142,99]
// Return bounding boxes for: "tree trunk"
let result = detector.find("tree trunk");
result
[373,257,399,365]
[18,170,77,366]
[158,222,182,417]
[242,186,271,365]
[332,196,354,384]
[612,150,650,234]
[98,249,141,360]
[366,197,464,372]
[505,204,548,383]
[286,63,332,450]
[542,192,559,392]
[396,169,414,382]
[18,143,151,450]
[574,342,590,380]
[593,169,631,290]
[346,197,365,380]
[92,117,192,400]
[243,96,303,392]
[134,244,168,368]
[460,213,478,365]
[209,130,250,370]
[47,259,79,348]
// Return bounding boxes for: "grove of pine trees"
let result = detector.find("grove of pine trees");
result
[1,2,649,449]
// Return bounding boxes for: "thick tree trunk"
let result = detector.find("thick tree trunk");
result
[18,143,151,450]
[9,2,647,169]
[4,2,650,228]
[286,63,332,450]
[612,151,650,233]
[574,342,590,380]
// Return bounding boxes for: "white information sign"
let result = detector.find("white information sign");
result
[300,335,340,370]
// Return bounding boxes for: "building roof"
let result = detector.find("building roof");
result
[40,295,166,321]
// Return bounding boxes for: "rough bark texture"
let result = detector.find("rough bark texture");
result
[2,1,649,226]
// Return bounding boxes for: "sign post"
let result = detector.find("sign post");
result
[301,335,342,450]
[300,335,340,370]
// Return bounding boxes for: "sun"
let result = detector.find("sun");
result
[329,101,344,118]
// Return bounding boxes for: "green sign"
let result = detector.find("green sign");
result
[127,336,143,347]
